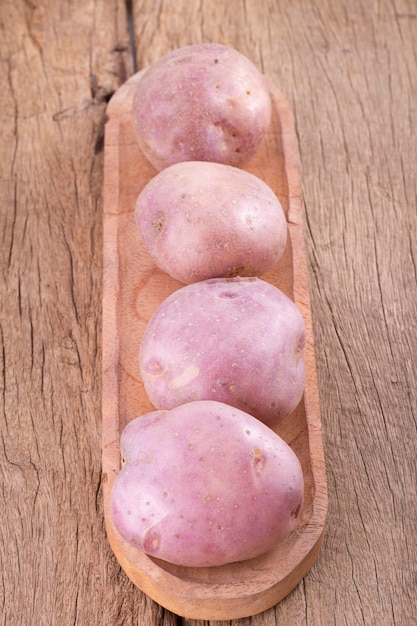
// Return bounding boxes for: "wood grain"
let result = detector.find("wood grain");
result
[1,0,416,624]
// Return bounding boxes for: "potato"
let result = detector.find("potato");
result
[132,43,271,170]
[139,277,306,428]
[135,161,287,284]
[110,400,304,567]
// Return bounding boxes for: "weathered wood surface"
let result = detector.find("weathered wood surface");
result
[1,1,416,625]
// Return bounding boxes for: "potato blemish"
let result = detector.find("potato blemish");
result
[168,364,200,389]
[145,360,164,375]
[252,447,265,474]
[143,530,160,552]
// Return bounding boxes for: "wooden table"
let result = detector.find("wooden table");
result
[1,1,415,624]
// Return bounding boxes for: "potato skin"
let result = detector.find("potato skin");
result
[110,401,304,567]
[139,277,306,428]
[135,161,287,284]
[132,43,271,170]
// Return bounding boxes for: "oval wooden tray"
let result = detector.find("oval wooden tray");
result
[102,71,328,621]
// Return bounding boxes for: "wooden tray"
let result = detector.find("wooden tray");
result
[102,71,328,621]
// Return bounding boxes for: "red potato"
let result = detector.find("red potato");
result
[139,277,306,428]
[135,161,287,284]
[132,43,271,170]
[110,401,304,567]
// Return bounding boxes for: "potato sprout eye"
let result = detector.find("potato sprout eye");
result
[218,291,239,299]
[152,219,164,231]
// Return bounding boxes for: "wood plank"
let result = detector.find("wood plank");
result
[0,1,139,624]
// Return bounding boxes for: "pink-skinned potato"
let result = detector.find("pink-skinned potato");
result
[132,43,271,170]
[135,161,287,284]
[110,401,304,567]
[139,277,306,428]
